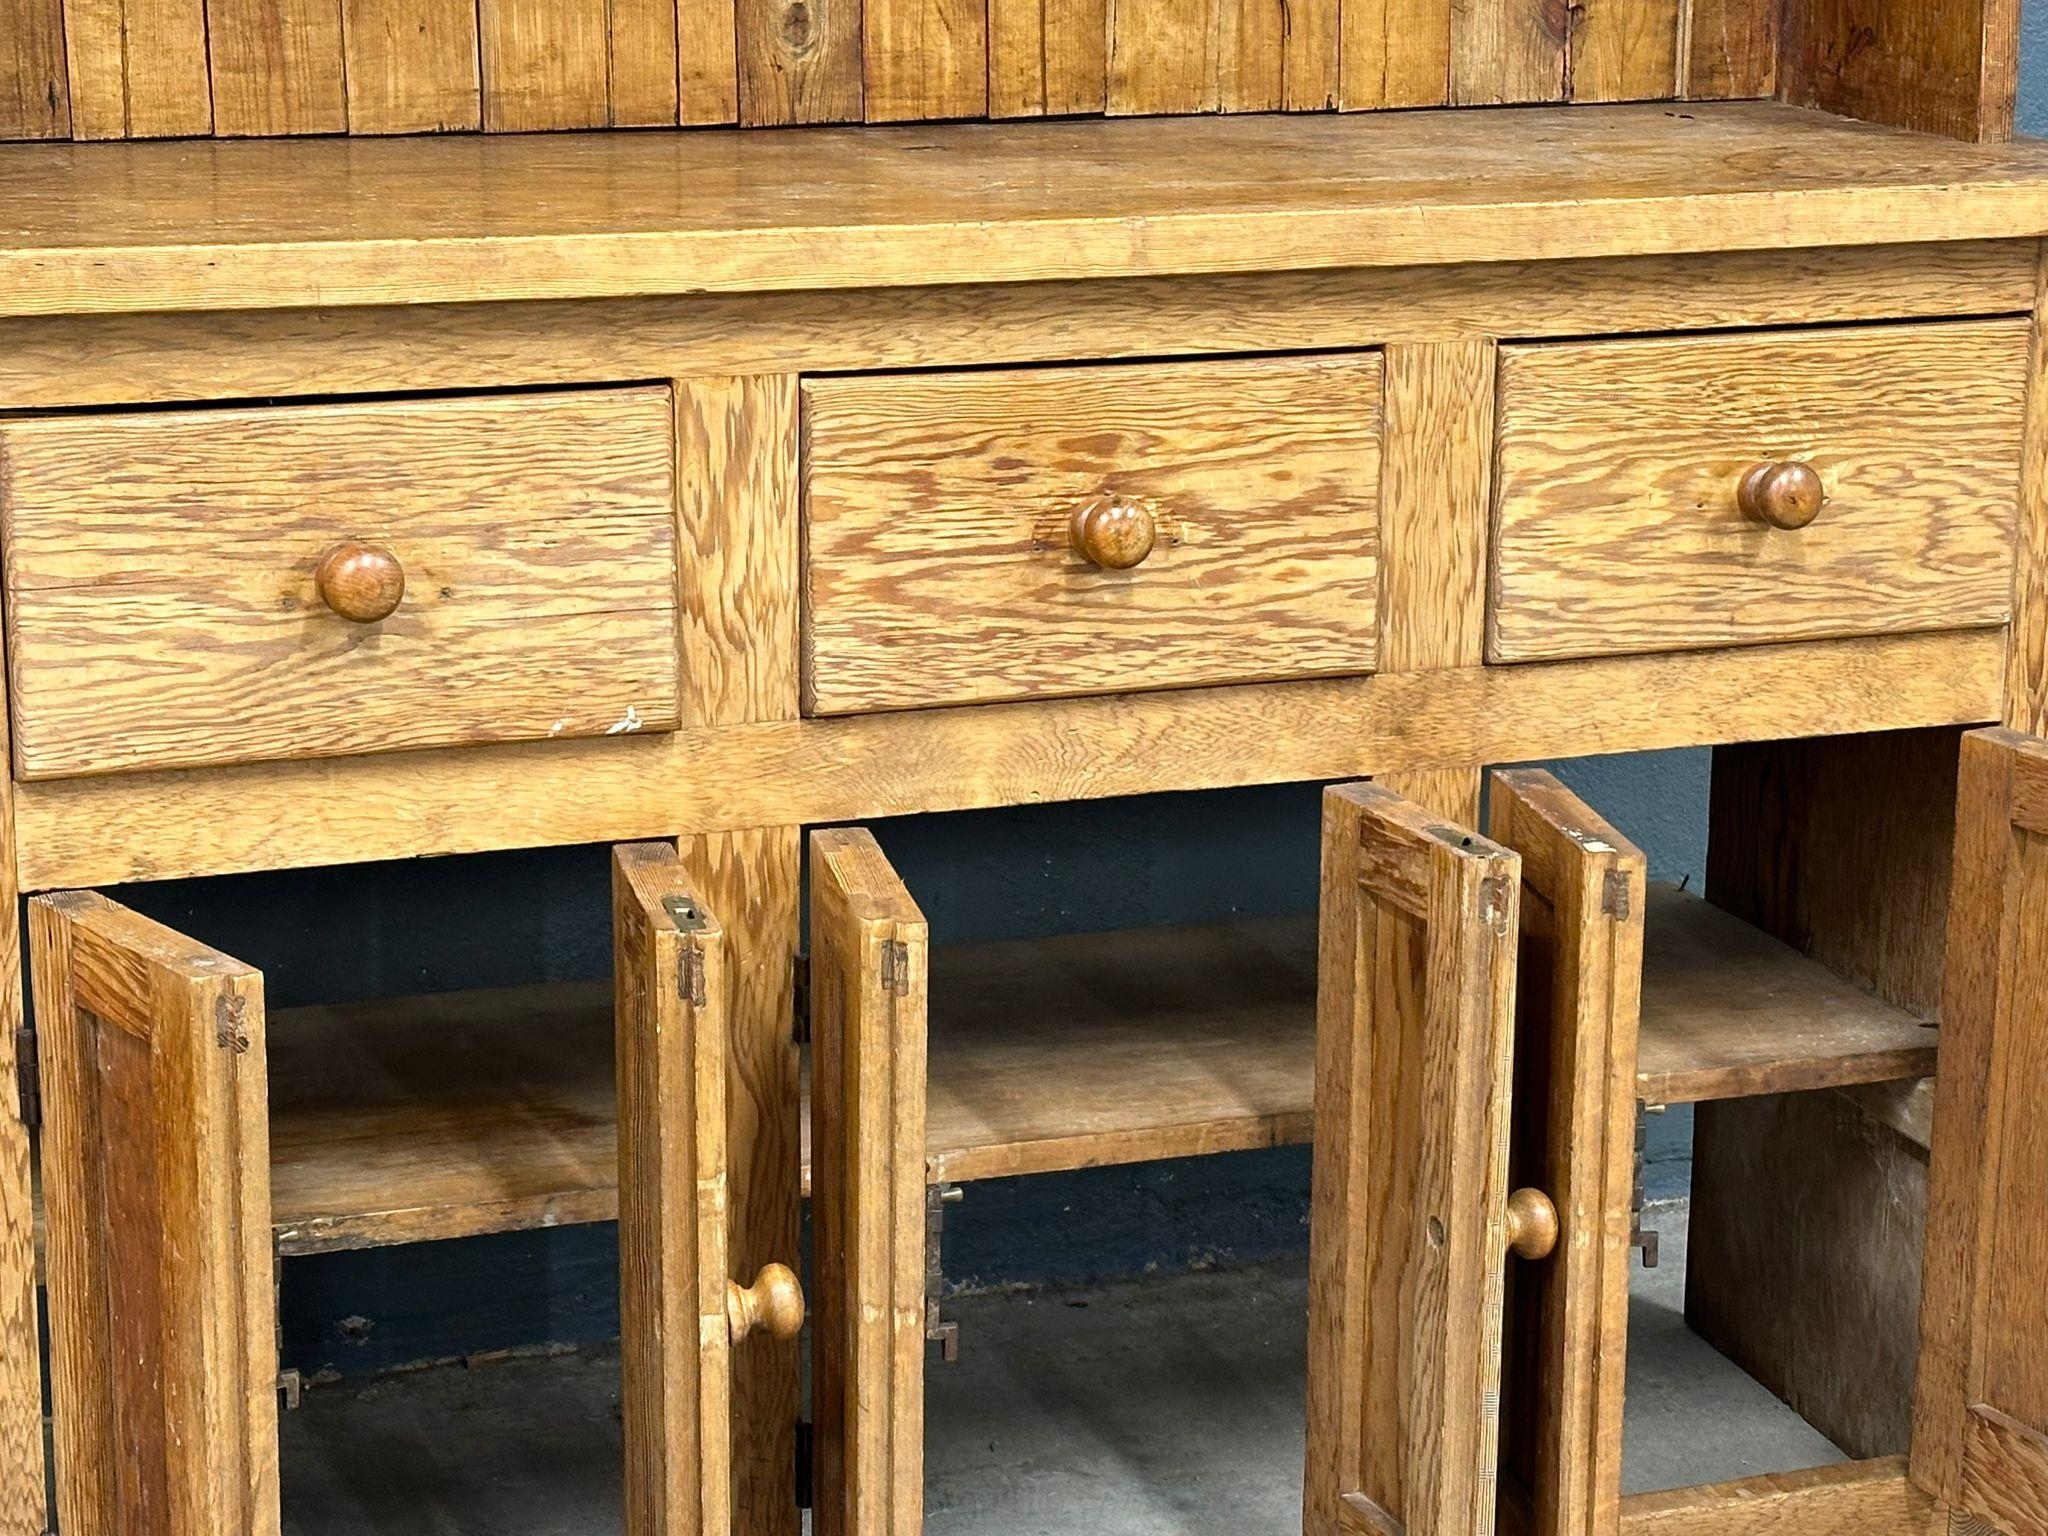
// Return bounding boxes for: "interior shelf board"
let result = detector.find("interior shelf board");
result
[7,102,2048,317]
[246,885,1935,1257]
[1635,885,1938,1106]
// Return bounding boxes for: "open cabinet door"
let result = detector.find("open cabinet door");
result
[30,890,278,1536]
[1487,772,1645,1536]
[1306,783,1534,1536]
[1915,727,2048,1533]
[809,828,928,1536]
[0,965,41,1536]
[614,843,805,1536]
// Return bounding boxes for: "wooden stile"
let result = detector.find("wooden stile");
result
[810,828,927,1536]
[31,891,279,1536]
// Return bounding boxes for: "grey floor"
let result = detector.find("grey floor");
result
[277,1203,1845,1535]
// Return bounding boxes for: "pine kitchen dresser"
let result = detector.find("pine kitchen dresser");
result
[6,1,2048,1534]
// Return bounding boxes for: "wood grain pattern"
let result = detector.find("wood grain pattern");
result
[0,574,37,1536]
[1340,0,1450,108]
[208,0,348,135]
[614,842,732,1536]
[609,0,683,125]
[9,628,2003,891]
[340,0,483,131]
[1616,1459,1942,1536]
[1105,0,1212,112]
[0,0,70,137]
[0,388,682,778]
[677,0,738,121]
[481,0,610,129]
[1635,886,1938,1103]
[1378,340,1492,676]
[1,241,2026,415]
[678,827,801,1536]
[736,0,862,122]
[32,890,279,1536]
[1572,0,1680,102]
[988,0,1105,114]
[1305,781,1519,1536]
[1961,1406,2048,1536]
[1782,0,2017,142]
[1452,0,1570,103]
[8,104,2048,316]
[62,0,212,136]
[864,0,986,119]
[1489,770,1643,1536]
[1682,0,1775,97]
[803,355,1383,713]
[2007,249,2048,734]
[1490,320,2028,663]
[810,828,925,1536]
[1687,1089,1930,1460]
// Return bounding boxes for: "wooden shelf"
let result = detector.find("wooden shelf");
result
[248,887,1934,1257]
[5,103,2048,317]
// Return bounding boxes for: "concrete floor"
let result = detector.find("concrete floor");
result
[277,1203,1845,1535]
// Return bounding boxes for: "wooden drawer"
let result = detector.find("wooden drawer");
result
[0,388,681,779]
[1488,320,2029,663]
[801,355,1383,714]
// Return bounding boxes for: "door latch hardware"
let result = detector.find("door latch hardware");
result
[881,941,912,998]
[926,1182,963,1362]
[679,948,707,1007]
[1602,869,1634,920]
[277,1369,303,1411]
[661,894,709,931]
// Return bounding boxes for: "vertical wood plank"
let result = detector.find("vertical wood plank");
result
[1107,0,1215,113]
[1489,771,1644,1536]
[988,0,1106,115]
[0,0,71,138]
[810,828,927,1536]
[864,0,987,119]
[64,0,213,137]
[1781,0,2016,142]
[1451,0,1569,104]
[2007,248,2048,735]
[481,0,610,129]
[1216,0,1285,110]
[615,842,732,1536]
[208,0,347,135]
[1681,0,1776,96]
[34,892,279,1536]
[736,0,861,123]
[1278,0,1337,107]
[0,576,38,1536]
[1340,0,1450,108]
[1572,0,1679,101]
[609,0,682,125]
[674,373,804,1536]
[340,0,481,131]
[676,0,736,121]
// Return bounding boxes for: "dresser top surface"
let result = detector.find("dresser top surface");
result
[4,101,2048,317]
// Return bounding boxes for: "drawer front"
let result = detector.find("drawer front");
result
[802,355,1382,714]
[1489,320,2029,664]
[1,388,680,779]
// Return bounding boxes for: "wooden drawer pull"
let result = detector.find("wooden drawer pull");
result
[315,541,406,623]
[1737,461,1826,530]
[1505,1187,1560,1262]
[1069,493,1159,570]
[727,1262,806,1344]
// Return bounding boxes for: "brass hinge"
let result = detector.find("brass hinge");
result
[880,940,912,997]
[792,953,811,1046]
[1602,870,1634,921]
[13,1024,38,1131]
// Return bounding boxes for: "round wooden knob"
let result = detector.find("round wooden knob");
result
[1069,495,1159,570]
[727,1262,805,1344]
[314,542,405,623]
[1737,461,1826,530]
[1505,1188,1560,1262]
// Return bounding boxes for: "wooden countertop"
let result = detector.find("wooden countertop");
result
[4,102,2048,316]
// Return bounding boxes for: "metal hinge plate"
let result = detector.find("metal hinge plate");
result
[1602,870,1634,921]
[14,1025,38,1130]
[880,940,912,997]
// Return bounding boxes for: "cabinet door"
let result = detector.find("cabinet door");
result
[1305,783,1525,1536]
[809,828,928,1536]
[1915,727,2048,1533]
[1488,771,1645,1536]
[30,890,279,1536]
[616,843,810,1536]
[0,976,41,1536]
